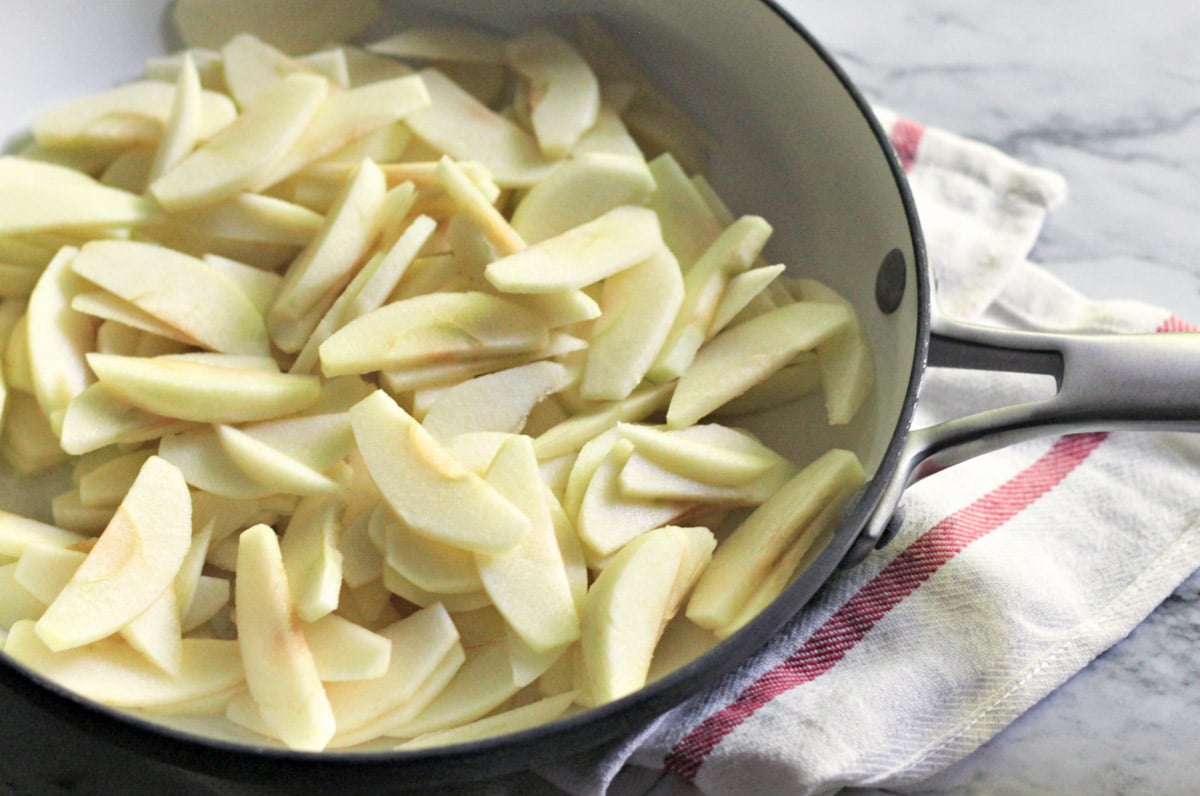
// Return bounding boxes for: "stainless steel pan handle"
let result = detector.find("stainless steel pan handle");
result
[845,310,1200,564]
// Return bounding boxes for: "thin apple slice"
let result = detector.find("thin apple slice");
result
[580,525,709,704]
[165,193,324,246]
[349,390,528,555]
[180,574,231,633]
[649,215,774,381]
[203,255,283,314]
[368,27,507,64]
[118,587,183,675]
[506,30,600,159]
[0,511,84,560]
[58,383,193,457]
[320,291,550,377]
[301,613,391,682]
[147,53,204,184]
[5,620,244,710]
[575,439,694,563]
[26,246,96,435]
[0,392,70,474]
[686,449,866,633]
[403,68,557,188]
[484,205,663,294]
[644,153,724,270]
[436,157,525,257]
[31,80,235,150]
[257,74,431,188]
[666,301,851,428]
[71,292,198,348]
[324,603,460,740]
[477,436,579,653]
[709,264,787,336]
[421,361,571,444]
[279,495,344,623]
[0,564,46,628]
[13,546,85,605]
[617,446,795,506]
[290,213,437,374]
[532,381,674,461]
[511,153,656,245]
[143,48,224,89]
[381,565,490,612]
[235,523,336,752]
[72,240,270,356]
[85,353,320,424]
[216,425,343,497]
[385,641,521,740]
[582,248,685,402]
[267,159,388,353]
[616,422,780,487]
[174,0,381,54]
[221,33,318,108]
[149,73,329,212]
[398,690,577,750]
[160,426,292,501]
[791,277,876,425]
[374,504,482,595]
[34,456,191,651]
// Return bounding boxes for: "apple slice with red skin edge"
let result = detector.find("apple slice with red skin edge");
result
[235,522,335,752]
[666,301,852,429]
[34,456,191,652]
[85,353,320,425]
[686,448,866,632]
[349,390,528,555]
[149,73,328,212]
[484,205,663,294]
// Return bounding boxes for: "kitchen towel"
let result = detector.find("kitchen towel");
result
[537,109,1200,795]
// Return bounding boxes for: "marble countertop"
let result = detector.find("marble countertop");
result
[790,1,1200,793]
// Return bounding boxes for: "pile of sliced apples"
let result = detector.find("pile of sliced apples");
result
[0,1,870,753]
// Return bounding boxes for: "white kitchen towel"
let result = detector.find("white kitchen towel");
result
[538,111,1200,795]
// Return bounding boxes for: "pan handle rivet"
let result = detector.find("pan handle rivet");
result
[875,247,906,314]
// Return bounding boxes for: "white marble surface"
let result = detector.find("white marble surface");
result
[791,1,1200,794]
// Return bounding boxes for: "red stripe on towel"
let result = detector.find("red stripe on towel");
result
[664,432,1108,782]
[890,116,925,172]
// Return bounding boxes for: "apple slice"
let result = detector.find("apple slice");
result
[511,153,656,245]
[31,80,236,150]
[300,613,391,683]
[323,603,460,740]
[616,422,780,487]
[368,27,507,64]
[580,525,713,704]
[420,361,571,444]
[484,205,663,294]
[0,391,70,474]
[349,390,528,555]
[436,157,525,257]
[85,353,321,424]
[686,448,866,633]
[72,240,270,356]
[257,74,431,187]
[173,0,381,54]
[5,620,244,710]
[399,691,577,750]
[0,564,47,628]
[149,73,329,212]
[385,641,521,739]
[649,215,774,382]
[165,193,323,246]
[34,456,191,652]
[235,523,336,751]
[221,33,318,108]
[582,248,685,401]
[791,277,876,425]
[645,153,724,270]
[0,511,83,561]
[533,381,674,461]
[27,246,96,435]
[180,574,231,633]
[147,52,204,184]
[666,301,851,428]
[506,30,600,159]
[267,159,388,353]
[709,264,787,336]
[575,439,694,562]
[374,504,482,595]
[58,383,193,457]
[13,546,85,605]
[320,291,550,377]
[477,436,579,653]
[279,495,344,623]
[216,425,343,497]
[118,587,183,675]
[403,68,557,188]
